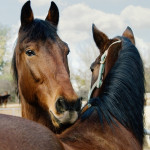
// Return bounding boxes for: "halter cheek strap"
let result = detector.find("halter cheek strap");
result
[88,40,121,101]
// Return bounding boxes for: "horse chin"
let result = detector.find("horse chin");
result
[49,111,61,128]
[50,110,78,127]
[57,111,78,125]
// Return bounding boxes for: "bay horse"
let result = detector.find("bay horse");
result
[58,25,145,149]
[12,1,81,134]
[0,26,145,150]
[0,114,64,150]
[0,93,10,107]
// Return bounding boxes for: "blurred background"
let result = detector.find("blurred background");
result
[0,0,150,148]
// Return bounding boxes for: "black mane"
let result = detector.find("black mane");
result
[19,19,57,41]
[12,19,57,92]
[82,37,145,145]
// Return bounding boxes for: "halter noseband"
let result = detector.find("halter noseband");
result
[88,39,122,101]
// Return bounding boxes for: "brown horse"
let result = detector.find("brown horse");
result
[0,114,64,150]
[0,93,10,107]
[12,1,81,134]
[58,25,145,149]
[0,26,145,150]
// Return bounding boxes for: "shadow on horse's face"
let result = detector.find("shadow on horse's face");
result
[13,1,81,129]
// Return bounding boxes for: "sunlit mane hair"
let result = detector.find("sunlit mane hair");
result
[82,36,145,145]
[11,19,57,92]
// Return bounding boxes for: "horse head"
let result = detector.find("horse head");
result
[12,1,81,133]
[87,24,144,145]
[89,24,135,98]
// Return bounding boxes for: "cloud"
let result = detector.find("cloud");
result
[57,4,150,67]
[135,37,150,67]
[10,3,150,68]
[58,4,124,69]
[59,3,125,44]
[121,5,150,28]
[59,4,150,41]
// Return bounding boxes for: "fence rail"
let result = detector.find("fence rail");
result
[0,107,21,116]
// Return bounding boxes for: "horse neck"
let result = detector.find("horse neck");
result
[20,93,72,134]
[20,93,55,131]
[59,111,142,150]
[21,95,40,120]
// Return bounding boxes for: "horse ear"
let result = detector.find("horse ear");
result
[21,1,34,26]
[45,1,59,27]
[122,26,135,45]
[92,24,108,53]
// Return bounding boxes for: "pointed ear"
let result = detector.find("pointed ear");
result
[45,1,59,27]
[21,1,34,26]
[122,26,135,45]
[92,24,108,53]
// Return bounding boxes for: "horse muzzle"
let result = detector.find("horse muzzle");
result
[54,97,82,124]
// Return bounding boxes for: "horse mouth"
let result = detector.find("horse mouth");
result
[49,110,78,127]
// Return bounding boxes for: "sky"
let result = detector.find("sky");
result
[0,0,150,69]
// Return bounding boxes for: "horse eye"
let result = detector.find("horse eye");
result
[26,50,35,56]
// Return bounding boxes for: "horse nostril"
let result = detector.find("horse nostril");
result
[56,98,66,113]
[56,97,82,113]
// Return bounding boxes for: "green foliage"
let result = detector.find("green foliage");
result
[71,69,91,100]
[0,24,10,72]
[0,23,16,103]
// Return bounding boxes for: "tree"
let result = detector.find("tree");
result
[70,43,98,100]
[0,24,10,72]
[70,42,150,102]
[0,23,16,103]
